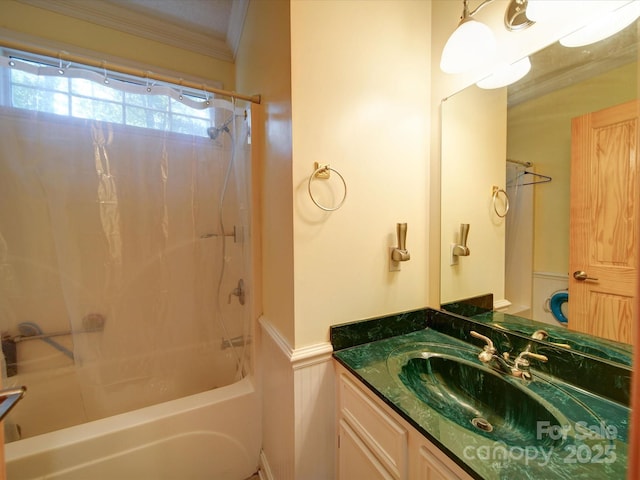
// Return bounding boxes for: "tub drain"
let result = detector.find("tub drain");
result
[471,417,493,433]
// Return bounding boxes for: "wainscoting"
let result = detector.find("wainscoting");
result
[258,317,335,480]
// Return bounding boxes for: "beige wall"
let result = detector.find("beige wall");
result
[509,62,637,275]
[440,86,507,305]
[234,4,297,479]
[0,0,235,88]
[290,0,432,348]
[235,0,295,344]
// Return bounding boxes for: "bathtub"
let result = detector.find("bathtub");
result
[4,375,261,480]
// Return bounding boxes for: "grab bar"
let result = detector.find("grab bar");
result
[13,329,94,342]
[13,313,106,343]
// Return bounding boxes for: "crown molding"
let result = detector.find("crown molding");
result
[0,27,224,90]
[17,0,235,62]
[227,0,249,59]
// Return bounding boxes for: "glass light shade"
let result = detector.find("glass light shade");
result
[476,56,532,89]
[440,18,497,74]
[560,1,640,47]
[525,0,556,22]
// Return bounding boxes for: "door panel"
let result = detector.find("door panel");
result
[569,100,638,343]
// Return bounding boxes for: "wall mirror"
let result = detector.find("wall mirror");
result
[440,15,638,367]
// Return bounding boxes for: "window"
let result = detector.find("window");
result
[5,56,214,137]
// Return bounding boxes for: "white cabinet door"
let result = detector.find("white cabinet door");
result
[336,362,473,480]
[338,419,395,480]
[412,440,470,480]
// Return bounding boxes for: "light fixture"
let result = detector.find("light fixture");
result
[504,0,535,31]
[441,0,536,74]
[476,56,531,89]
[440,0,497,74]
[559,1,640,47]
[525,0,555,23]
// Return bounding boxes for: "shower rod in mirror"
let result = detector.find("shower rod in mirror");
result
[512,171,552,186]
[506,158,553,186]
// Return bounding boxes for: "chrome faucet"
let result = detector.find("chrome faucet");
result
[470,331,548,380]
[470,331,496,362]
[512,349,549,373]
[531,329,571,349]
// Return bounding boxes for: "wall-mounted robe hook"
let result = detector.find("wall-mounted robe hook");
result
[450,223,470,265]
[389,223,410,271]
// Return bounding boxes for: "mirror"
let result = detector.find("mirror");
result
[440,17,638,364]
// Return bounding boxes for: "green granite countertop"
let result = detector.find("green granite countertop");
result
[333,326,629,480]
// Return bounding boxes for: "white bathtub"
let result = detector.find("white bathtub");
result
[4,376,261,480]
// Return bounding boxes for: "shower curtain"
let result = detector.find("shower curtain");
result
[0,55,251,438]
[505,163,534,314]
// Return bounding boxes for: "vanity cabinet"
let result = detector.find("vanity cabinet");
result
[335,362,473,480]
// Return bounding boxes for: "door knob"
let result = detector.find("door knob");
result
[573,270,598,281]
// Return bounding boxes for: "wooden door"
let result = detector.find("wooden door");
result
[569,100,638,343]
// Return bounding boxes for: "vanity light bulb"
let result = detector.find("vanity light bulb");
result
[440,18,497,74]
[476,56,531,89]
[525,0,556,22]
[560,1,640,48]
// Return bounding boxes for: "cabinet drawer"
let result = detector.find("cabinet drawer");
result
[339,372,408,478]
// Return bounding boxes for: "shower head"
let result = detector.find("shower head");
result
[207,125,229,140]
[207,116,234,140]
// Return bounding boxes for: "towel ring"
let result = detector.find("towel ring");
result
[308,164,347,211]
[492,186,509,218]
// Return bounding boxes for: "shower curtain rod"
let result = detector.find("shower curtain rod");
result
[0,38,262,105]
[506,158,533,167]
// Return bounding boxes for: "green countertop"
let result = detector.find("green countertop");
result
[333,320,630,480]
[442,297,633,368]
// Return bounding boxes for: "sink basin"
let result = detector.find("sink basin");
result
[398,353,567,448]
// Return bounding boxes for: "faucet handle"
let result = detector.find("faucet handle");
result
[470,331,495,354]
[514,350,548,369]
[520,351,548,362]
[531,329,549,340]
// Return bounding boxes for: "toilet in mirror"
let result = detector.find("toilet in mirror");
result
[440,3,638,367]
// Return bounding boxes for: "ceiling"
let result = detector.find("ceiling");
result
[18,0,637,99]
[17,0,247,62]
[508,19,638,105]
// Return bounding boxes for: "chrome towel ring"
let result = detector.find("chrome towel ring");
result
[492,186,509,218]
[308,163,347,211]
